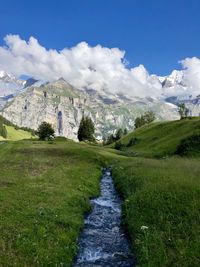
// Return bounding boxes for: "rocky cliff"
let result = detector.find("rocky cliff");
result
[1,78,179,140]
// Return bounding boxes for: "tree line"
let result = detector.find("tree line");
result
[36,103,191,142]
[36,111,155,142]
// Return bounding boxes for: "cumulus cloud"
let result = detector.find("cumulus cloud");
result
[0,34,162,97]
[181,57,200,96]
[0,34,199,98]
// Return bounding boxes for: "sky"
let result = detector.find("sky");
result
[0,0,200,97]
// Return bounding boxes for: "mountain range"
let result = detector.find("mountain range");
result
[0,69,199,140]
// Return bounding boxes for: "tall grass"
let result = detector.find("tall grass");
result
[0,140,102,266]
[119,118,200,157]
[112,156,200,267]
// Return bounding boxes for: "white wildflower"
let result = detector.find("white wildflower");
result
[141,225,148,230]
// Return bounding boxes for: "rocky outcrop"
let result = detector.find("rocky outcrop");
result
[1,78,179,140]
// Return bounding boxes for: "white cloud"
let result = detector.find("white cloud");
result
[181,57,200,96]
[0,34,199,98]
[0,34,162,97]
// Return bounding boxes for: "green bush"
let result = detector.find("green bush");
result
[37,122,55,140]
[127,137,139,147]
[114,141,123,150]
[176,134,200,155]
[135,111,155,129]
[0,123,7,138]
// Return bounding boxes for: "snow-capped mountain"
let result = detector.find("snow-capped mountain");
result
[162,70,184,88]
[0,70,26,97]
[0,69,199,139]
[160,70,190,97]
[0,70,39,109]
[0,70,25,86]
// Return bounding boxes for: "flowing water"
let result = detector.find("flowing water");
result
[74,169,135,267]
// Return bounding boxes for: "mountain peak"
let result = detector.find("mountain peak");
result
[50,78,73,88]
[58,77,67,82]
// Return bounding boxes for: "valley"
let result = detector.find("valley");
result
[0,118,200,266]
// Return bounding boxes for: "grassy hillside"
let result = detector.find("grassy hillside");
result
[0,115,34,140]
[0,139,121,266]
[0,140,99,266]
[1,120,200,266]
[119,118,200,157]
[4,125,33,140]
[111,156,200,267]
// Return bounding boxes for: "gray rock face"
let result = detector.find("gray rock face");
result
[165,95,200,117]
[1,78,179,140]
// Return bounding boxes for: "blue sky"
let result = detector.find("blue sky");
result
[0,0,199,75]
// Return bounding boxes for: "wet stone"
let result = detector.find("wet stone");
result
[73,170,135,267]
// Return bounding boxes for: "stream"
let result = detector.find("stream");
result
[74,169,135,267]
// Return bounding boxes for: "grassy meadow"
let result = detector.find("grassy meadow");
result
[0,140,105,266]
[111,156,200,267]
[0,115,34,141]
[0,118,200,266]
[119,118,200,157]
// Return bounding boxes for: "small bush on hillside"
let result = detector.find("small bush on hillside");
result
[104,128,128,145]
[127,137,139,147]
[178,103,189,120]
[135,111,155,129]
[123,128,128,135]
[176,134,200,155]
[37,122,55,140]
[0,123,7,138]
[114,141,124,150]
[105,134,116,145]
[115,128,123,141]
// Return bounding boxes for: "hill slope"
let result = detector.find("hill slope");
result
[0,115,34,141]
[119,118,200,157]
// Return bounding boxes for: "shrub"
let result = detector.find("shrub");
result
[104,128,128,145]
[37,122,55,140]
[127,137,139,147]
[176,134,200,155]
[178,103,189,119]
[114,141,123,150]
[135,111,155,129]
[0,123,7,139]
[115,128,123,141]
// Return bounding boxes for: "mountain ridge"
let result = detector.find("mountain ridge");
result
[0,69,200,140]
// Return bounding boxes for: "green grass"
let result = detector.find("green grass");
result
[119,118,200,157]
[1,118,200,266]
[0,115,35,141]
[5,125,33,140]
[0,140,107,266]
[111,156,200,267]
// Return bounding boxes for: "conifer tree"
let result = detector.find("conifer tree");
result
[78,116,95,142]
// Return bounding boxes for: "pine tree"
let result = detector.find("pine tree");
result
[78,116,95,142]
